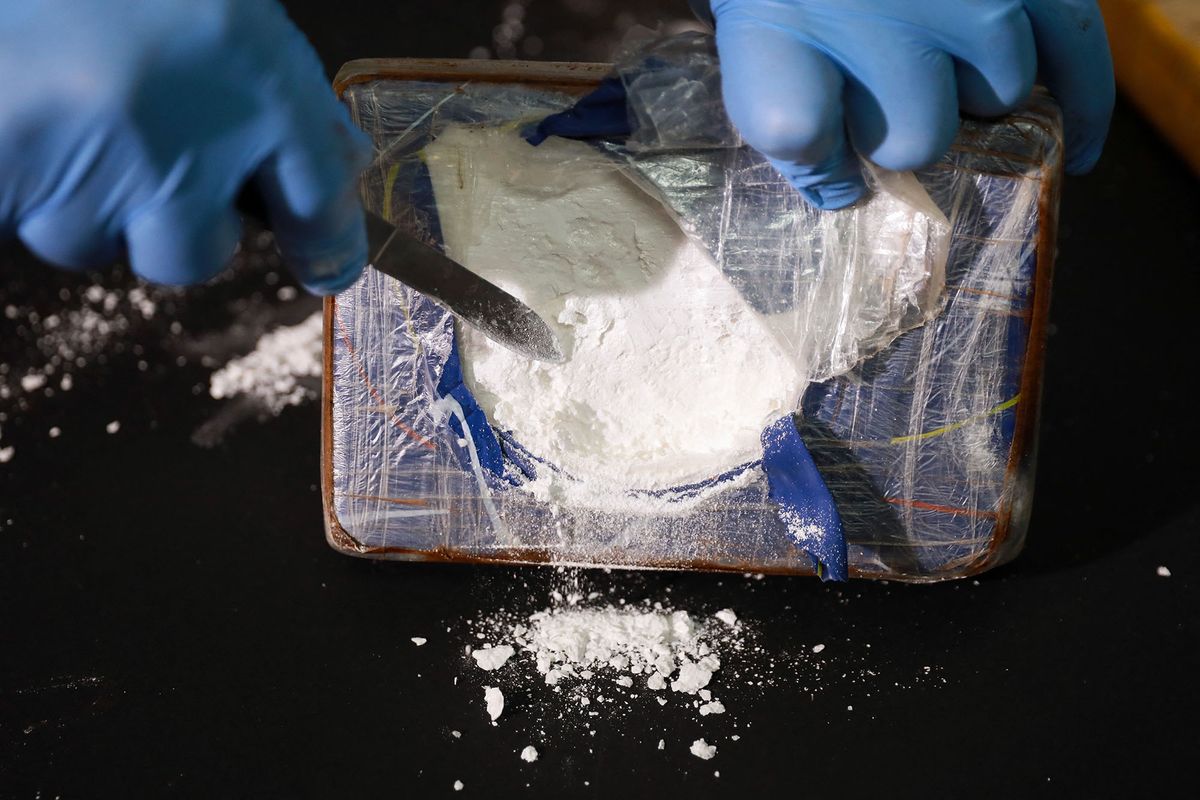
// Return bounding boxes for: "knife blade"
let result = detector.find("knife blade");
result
[364,210,564,364]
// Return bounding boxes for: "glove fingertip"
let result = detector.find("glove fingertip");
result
[800,179,868,211]
[277,210,368,296]
[1063,122,1110,175]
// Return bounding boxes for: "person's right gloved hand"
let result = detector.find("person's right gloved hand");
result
[694,0,1115,209]
[0,0,370,294]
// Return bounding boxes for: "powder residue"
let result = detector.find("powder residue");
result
[690,739,717,760]
[513,606,724,695]
[520,745,538,763]
[208,312,323,414]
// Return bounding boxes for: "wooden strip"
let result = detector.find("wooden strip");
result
[1100,0,1200,174]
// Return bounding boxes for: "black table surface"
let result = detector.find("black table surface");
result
[2,2,1197,797]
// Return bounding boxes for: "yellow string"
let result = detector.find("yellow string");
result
[888,394,1022,445]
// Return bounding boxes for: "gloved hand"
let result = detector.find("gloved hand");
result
[693,0,1115,209]
[0,0,370,294]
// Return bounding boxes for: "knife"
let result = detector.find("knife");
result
[363,210,564,363]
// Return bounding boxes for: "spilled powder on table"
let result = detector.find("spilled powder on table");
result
[208,311,323,414]
[447,568,948,778]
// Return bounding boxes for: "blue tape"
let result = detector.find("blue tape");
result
[761,415,848,581]
[435,335,507,484]
[524,76,633,146]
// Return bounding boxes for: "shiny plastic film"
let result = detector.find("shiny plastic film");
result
[325,50,1062,581]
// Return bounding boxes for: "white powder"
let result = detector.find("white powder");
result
[208,312,323,414]
[520,745,538,763]
[1157,566,1171,578]
[511,606,721,695]
[0,446,13,464]
[453,780,464,791]
[20,374,46,393]
[425,127,803,504]
[671,658,718,694]
[657,739,665,750]
[714,609,738,628]
[690,739,717,760]
[473,645,515,671]
[105,420,120,434]
[484,686,504,721]
[811,643,826,654]
[411,637,427,646]
[48,427,61,439]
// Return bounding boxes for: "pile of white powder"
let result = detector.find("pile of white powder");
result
[208,311,323,414]
[472,603,736,706]
[425,127,805,506]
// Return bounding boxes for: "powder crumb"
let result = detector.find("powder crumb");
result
[473,645,515,671]
[484,686,504,721]
[105,420,120,434]
[699,700,726,716]
[657,739,665,750]
[48,427,61,438]
[1156,566,1171,578]
[847,705,854,711]
[656,697,668,706]
[520,745,539,763]
[690,739,717,760]
[812,644,826,654]
[714,609,738,627]
[671,658,718,694]
[411,637,427,646]
[731,735,740,742]
[615,676,633,688]
[20,374,46,392]
[451,730,462,738]
[0,446,13,464]
[453,780,464,791]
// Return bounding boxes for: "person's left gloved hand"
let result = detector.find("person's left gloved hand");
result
[692,0,1115,209]
[0,0,370,294]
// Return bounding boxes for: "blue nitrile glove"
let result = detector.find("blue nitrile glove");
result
[0,0,370,294]
[692,0,1115,209]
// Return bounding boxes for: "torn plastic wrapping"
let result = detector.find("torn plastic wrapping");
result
[560,32,950,379]
[326,56,1061,581]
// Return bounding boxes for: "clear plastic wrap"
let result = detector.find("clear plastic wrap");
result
[324,54,1062,582]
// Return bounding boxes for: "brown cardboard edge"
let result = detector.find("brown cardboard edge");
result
[321,294,366,555]
[333,58,613,96]
[959,110,1064,579]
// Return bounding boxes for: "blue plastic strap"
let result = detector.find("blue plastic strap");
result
[524,76,633,146]
[761,415,848,581]
[435,335,506,482]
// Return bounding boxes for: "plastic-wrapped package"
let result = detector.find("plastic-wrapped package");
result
[324,47,1062,582]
